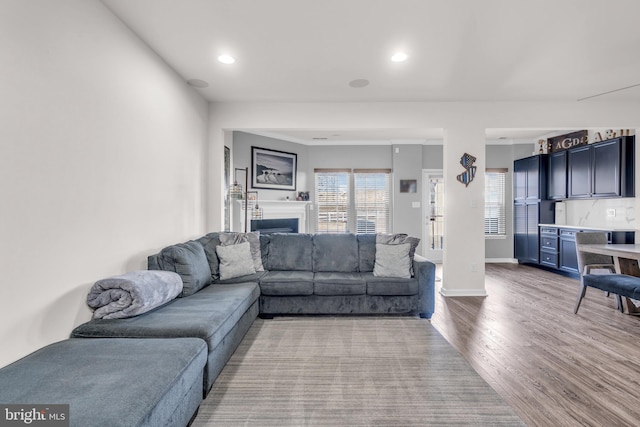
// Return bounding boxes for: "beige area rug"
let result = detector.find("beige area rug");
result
[192,317,525,426]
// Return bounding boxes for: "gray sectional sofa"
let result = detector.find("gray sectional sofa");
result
[252,233,435,317]
[2,232,435,427]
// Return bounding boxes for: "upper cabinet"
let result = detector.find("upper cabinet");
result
[547,151,567,199]
[514,155,545,202]
[567,145,592,198]
[557,136,634,200]
[592,139,624,197]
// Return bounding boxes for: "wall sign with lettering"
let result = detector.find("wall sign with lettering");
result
[547,130,588,153]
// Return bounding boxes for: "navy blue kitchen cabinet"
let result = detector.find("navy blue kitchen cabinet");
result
[514,155,554,264]
[547,150,567,200]
[567,136,634,199]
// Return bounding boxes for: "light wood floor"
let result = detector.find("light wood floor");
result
[430,263,640,427]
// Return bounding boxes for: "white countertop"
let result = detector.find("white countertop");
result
[538,224,636,232]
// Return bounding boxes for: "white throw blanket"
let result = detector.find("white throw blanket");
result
[87,271,183,319]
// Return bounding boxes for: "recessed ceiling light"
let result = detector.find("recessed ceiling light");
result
[349,78,370,88]
[391,52,408,62]
[218,54,235,64]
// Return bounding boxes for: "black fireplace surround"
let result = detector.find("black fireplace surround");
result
[251,218,298,234]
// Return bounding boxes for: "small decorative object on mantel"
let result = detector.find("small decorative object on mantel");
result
[456,152,477,187]
[547,130,588,152]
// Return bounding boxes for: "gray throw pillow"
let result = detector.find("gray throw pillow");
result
[376,233,420,275]
[216,242,257,281]
[373,243,411,278]
[219,232,264,272]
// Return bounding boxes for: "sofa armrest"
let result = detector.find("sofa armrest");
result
[413,254,436,319]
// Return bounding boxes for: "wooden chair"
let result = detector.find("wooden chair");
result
[574,232,618,314]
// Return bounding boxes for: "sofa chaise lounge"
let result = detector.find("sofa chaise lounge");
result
[0,338,207,427]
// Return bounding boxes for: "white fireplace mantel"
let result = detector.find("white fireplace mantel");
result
[234,200,311,232]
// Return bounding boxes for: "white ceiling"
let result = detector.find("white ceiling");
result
[102,0,640,143]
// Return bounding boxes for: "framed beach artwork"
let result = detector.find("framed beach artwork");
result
[251,146,297,191]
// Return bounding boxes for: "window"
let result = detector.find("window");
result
[485,169,507,236]
[354,170,391,234]
[315,168,391,234]
[315,169,350,233]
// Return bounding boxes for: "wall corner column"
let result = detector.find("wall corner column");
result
[441,125,488,297]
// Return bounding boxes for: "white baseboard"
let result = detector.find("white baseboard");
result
[485,258,518,263]
[439,288,488,297]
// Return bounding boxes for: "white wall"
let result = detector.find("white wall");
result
[0,0,209,367]
[208,102,640,298]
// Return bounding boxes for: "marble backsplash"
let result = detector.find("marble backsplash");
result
[561,198,636,230]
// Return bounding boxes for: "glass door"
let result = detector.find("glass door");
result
[422,170,443,262]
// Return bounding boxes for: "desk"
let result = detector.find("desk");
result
[578,244,640,275]
[578,244,640,314]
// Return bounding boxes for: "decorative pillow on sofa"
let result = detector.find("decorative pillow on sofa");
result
[157,241,211,297]
[215,241,257,281]
[376,233,420,275]
[373,242,412,278]
[219,232,264,272]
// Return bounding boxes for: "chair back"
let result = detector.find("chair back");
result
[575,232,612,275]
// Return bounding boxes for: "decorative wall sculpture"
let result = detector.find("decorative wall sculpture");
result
[456,152,477,187]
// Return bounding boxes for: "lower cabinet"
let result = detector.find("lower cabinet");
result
[559,229,579,273]
[514,203,541,264]
[537,226,634,275]
[540,227,559,268]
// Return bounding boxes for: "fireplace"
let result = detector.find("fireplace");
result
[235,200,310,232]
[251,218,299,234]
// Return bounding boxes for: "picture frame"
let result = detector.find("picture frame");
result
[251,146,297,191]
[400,179,417,193]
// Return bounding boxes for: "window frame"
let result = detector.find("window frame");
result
[485,168,507,239]
[314,168,392,234]
[353,169,392,235]
[314,169,351,234]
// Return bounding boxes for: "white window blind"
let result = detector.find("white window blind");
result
[354,170,391,234]
[315,169,351,233]
[485,169,507,236]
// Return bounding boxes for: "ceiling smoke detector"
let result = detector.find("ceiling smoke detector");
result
[349,79,370,88]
